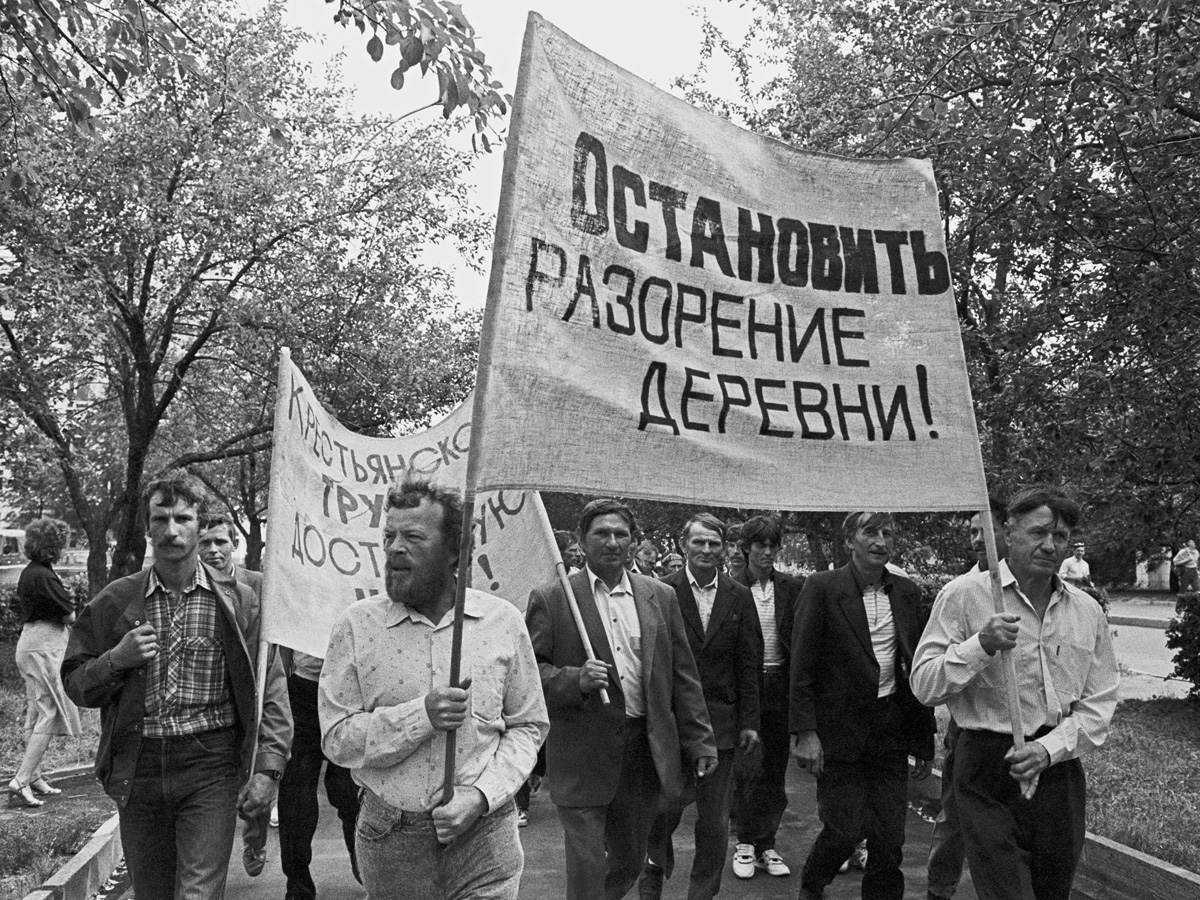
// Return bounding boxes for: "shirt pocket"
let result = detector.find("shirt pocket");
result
[1049,639,1092,704]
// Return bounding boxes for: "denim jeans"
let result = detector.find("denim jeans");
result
[120,727,242,900]
[356,790,522,900]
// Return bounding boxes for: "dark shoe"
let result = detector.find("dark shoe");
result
[243,842,266,877]
[637,863,664,900]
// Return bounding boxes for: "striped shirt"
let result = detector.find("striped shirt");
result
[143,565,235,738]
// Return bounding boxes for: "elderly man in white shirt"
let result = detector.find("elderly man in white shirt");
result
[912,486,1119,900]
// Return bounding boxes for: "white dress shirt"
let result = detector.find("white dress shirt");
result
[588,566,645,718]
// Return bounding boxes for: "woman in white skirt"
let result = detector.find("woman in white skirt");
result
[8,517,81,808]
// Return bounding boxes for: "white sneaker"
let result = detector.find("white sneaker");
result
[732,843,756,879]
[849,842,867,870]
[269,804,279,828]
[756,849,791,876]
[838,858,849,873]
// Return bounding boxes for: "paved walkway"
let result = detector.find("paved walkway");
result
[209,764,970,900]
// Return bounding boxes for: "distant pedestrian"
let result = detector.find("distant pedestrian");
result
[1057,542,1092,589]
[1173,540,1199,593]
[9,517,81,809]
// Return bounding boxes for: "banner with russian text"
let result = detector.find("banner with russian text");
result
[472,14,987,511]
[262,354,559,659]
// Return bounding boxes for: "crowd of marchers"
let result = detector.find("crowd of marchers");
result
[7,468,1116,900]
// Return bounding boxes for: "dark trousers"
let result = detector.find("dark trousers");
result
[736,669,790,852]
[927,718,965,899]
[278,673,361,900]
[120,727,242,900]
[800,697,910,900]
[644,747,736,900]
[954,729,1086,900]
[556,717,661,900]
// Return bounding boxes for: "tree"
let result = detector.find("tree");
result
[0,0,484,593]
[682,0,1200,579]
[0,0,507,182]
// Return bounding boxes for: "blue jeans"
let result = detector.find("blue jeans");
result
[120,727,242,900]
[356,790,522,900]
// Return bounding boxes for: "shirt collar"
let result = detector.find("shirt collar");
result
[146,561,209,597]
[848,560,895,595]
[587,565,633,597]
[383,585,487,628]
[687,565,718,591]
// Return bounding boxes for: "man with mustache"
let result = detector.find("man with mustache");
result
[526,498,717,900]
[912,487,1119,900]
[62,469,292,900]
[319,477,548,900]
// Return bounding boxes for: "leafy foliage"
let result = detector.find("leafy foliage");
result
[681,0,1200,577]
[1166,593,1200,700]
[0,0,484,592]
[0,0,506,181]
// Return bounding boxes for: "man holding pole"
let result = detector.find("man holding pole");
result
[911,487,1119,900]
[319,477,548,900]
[526,498,717,900]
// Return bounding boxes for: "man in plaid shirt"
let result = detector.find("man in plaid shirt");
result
[63,469,292,900]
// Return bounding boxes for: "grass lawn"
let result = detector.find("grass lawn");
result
[1087,697,1200,874]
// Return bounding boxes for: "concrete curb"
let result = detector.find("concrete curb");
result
[1109,614,1171,630]
[21,813,122,900]
[909,765,1200,900]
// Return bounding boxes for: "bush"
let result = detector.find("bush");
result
[0,574,91,642]
[1166,592,1200,700]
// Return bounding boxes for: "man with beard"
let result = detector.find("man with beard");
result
[526,498,717,900]
[912,488,1118,900]
[62,470,291,900]
[319,478,548,900]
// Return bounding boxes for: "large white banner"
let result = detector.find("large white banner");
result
[472,14,988,512]
[262,355,559,659]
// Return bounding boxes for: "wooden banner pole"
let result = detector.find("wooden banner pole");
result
[530,491,610,705]
[980,508,1038,798]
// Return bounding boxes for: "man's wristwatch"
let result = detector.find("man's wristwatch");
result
[259,768,282,781]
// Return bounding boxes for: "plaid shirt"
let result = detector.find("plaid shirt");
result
[142,564,236,738]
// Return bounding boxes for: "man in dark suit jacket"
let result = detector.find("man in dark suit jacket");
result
[729,515,805,879]
[638,513,762,900]
[791,512,935,900]
[526,499,718,900]
[199,513,264,597]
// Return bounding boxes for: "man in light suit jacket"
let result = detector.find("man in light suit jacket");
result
[791,512,935,900]
[638,513,762,900]
[526,499,718,900]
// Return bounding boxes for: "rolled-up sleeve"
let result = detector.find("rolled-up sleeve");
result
[471,610,549,811]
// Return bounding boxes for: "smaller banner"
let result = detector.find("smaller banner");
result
[261,353,560,659]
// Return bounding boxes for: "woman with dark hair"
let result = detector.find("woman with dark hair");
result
[8,517,81,808]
